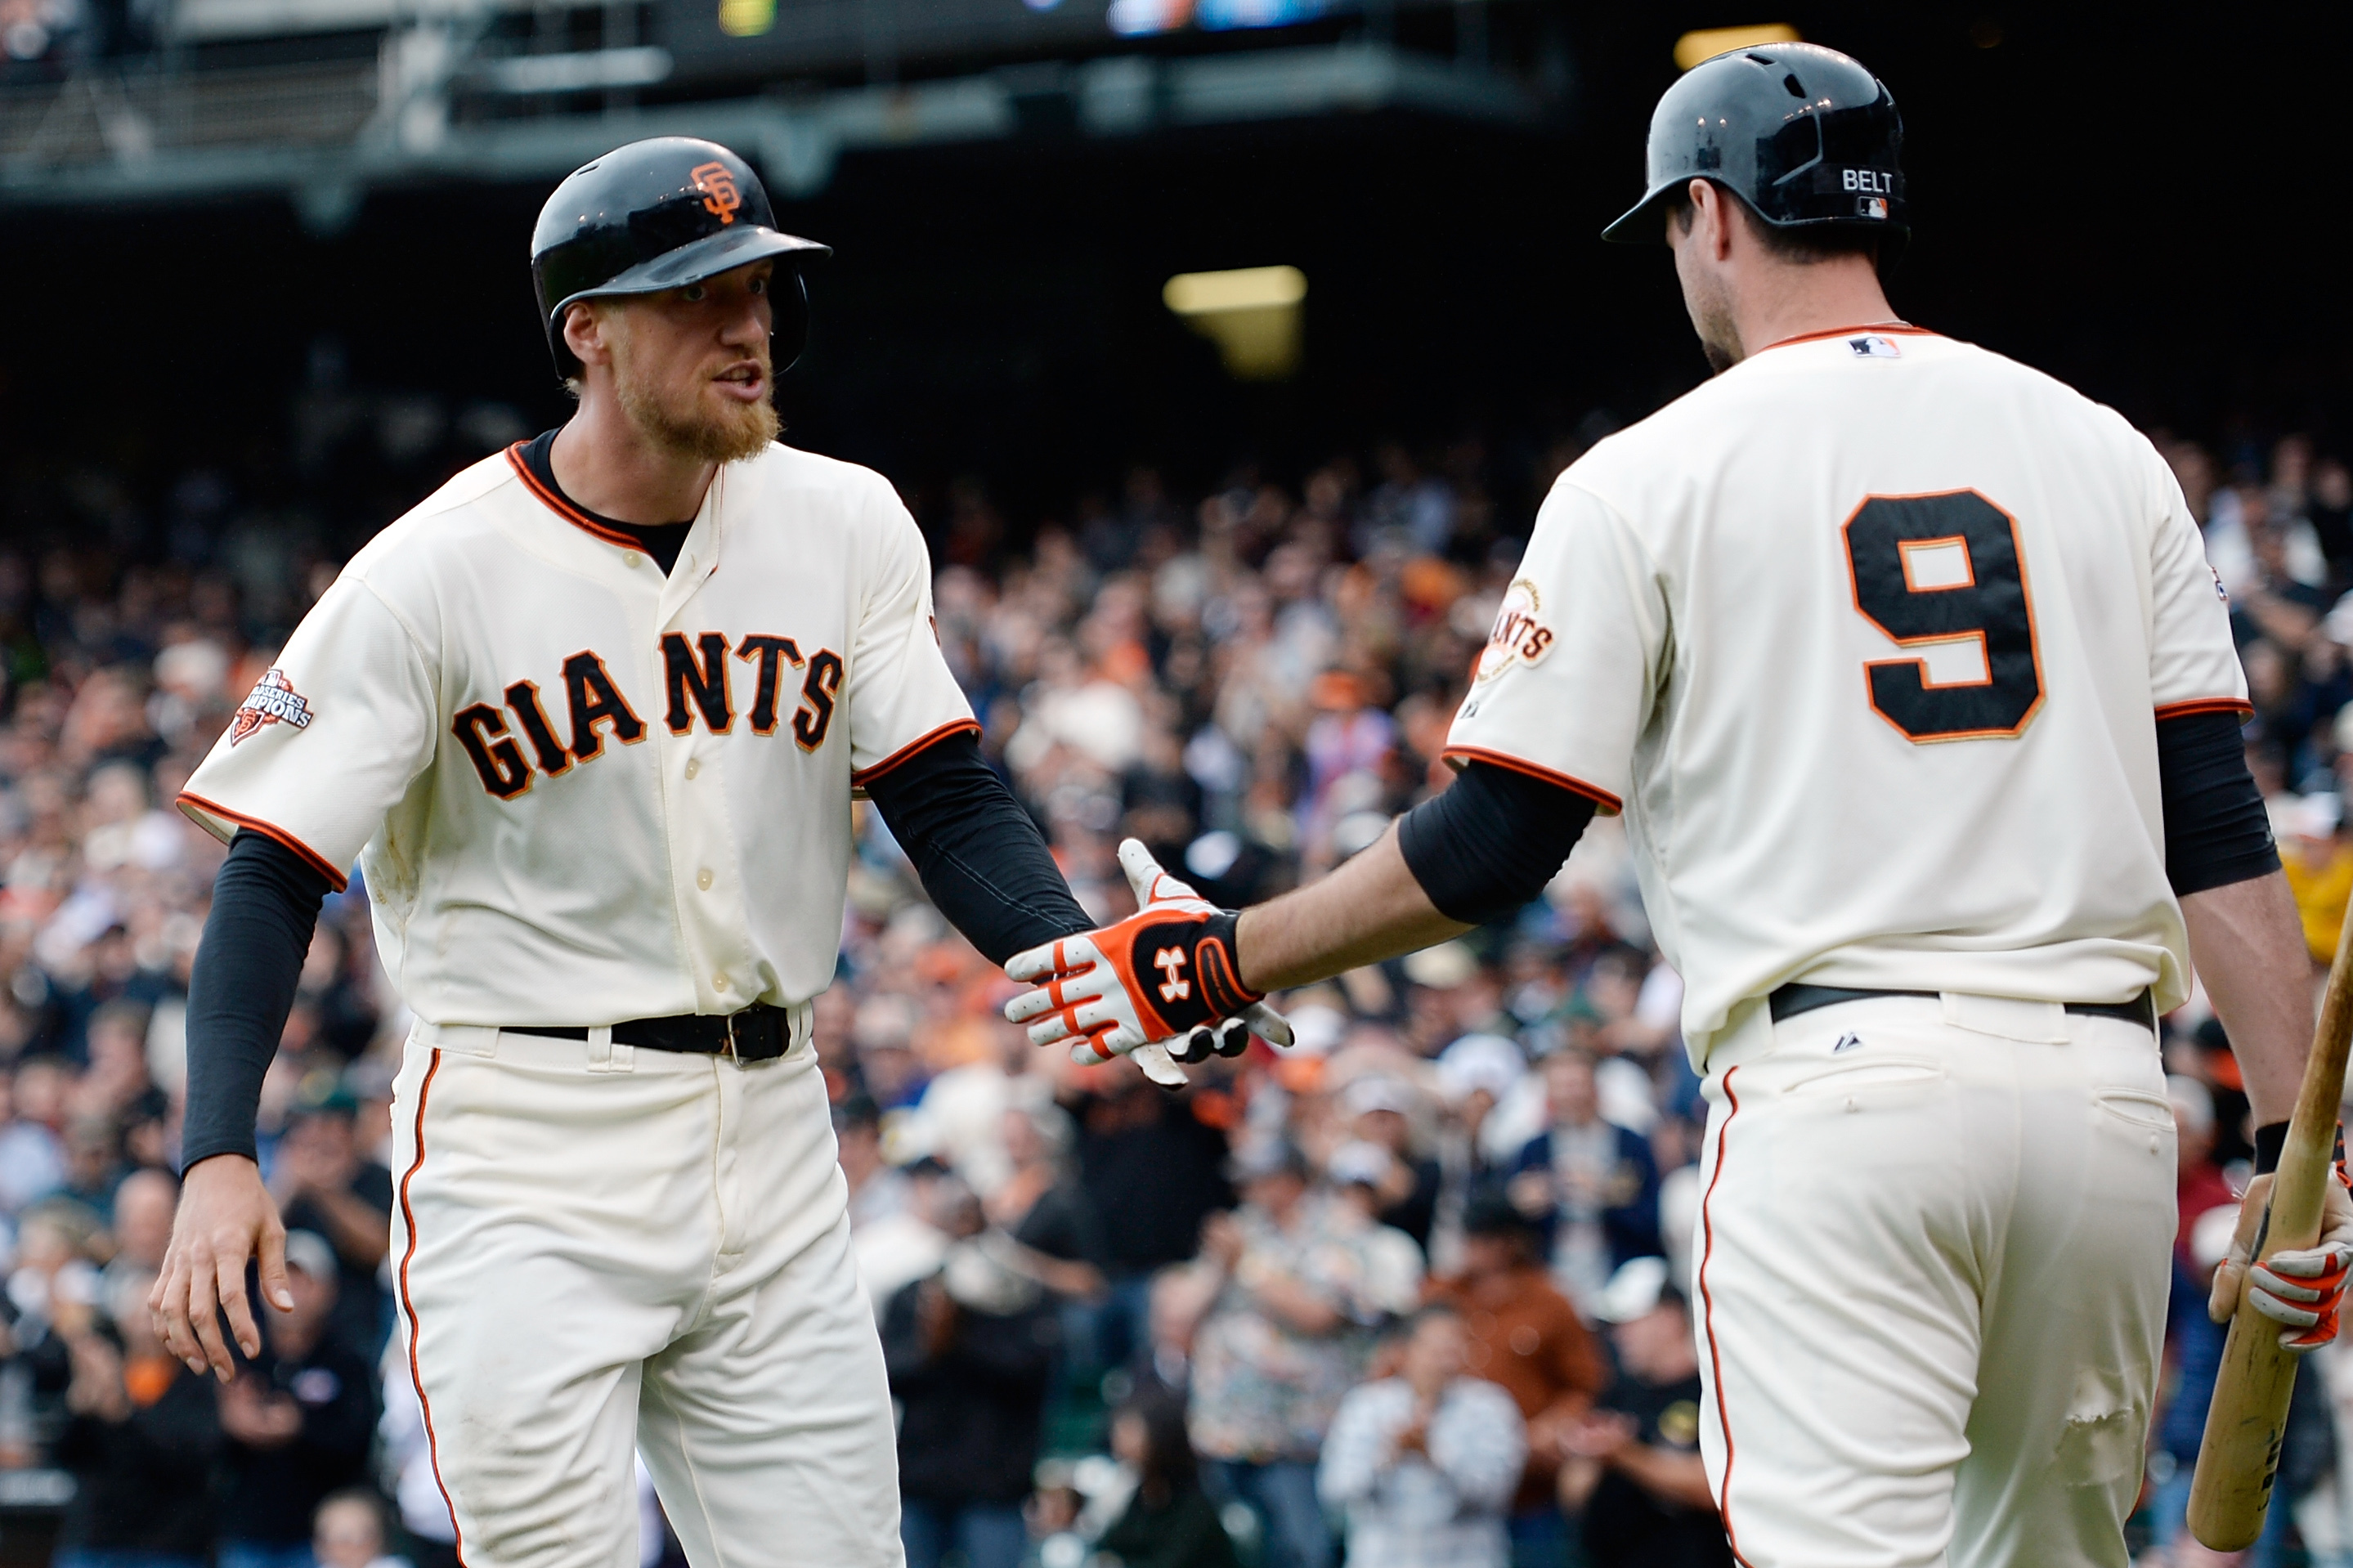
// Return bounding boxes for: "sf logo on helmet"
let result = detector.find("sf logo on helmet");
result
[692,162,742,225]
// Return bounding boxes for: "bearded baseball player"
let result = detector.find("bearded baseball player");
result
[150,137,1275,1568]
[1006,46,2353,1567]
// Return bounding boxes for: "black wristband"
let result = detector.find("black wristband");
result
[2255,1121,2288,1176]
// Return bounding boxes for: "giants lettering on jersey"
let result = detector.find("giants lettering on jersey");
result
[451,632,844,800]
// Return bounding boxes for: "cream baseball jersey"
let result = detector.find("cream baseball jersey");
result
[179,441,976,1027]
[1449,326,2247,1060]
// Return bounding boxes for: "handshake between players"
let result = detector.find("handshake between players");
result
[1002,838,1292,1087]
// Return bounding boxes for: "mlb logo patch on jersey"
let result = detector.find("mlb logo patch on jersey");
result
[229,666,315,745]
[1848,334,1902,360]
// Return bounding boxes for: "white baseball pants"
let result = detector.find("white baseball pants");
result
[1692,992,2176,1568]
[388,1021,903,1568]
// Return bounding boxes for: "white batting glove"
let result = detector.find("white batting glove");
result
[2209,1167,2353,1352]
[1003,839,1292,1088]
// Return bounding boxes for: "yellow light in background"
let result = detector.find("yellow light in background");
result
[718,0,775,38]
[1673,23,1800,70]
[1163,267,1306,381]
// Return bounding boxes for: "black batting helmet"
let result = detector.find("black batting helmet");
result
[1602,43,1906,258]
[530,137,831,381]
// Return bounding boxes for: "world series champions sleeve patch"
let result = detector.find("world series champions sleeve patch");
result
[229,666,316,745]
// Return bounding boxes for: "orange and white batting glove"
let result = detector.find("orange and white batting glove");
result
[1003,839,1292,1087]
[2210,1164,2353,1352]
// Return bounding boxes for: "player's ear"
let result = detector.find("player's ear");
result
[562,301,613,370]
[1688,180,1735,262]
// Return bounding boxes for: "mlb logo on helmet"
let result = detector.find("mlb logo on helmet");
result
[1858,196,1889,220]
[692,161,742,225]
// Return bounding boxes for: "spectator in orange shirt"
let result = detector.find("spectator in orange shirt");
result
[1425,1196,1607,1568]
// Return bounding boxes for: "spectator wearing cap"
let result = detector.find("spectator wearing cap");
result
[215,1230,383,1568]
[1340,1076,1442,1251]
[836,1095,912,1231]
[270,1089,393,1358]
[1426,1195,1605,1568]
[2275,791,2353,965]
[1557,1259,1728,1568]
[1507,1047,1661,1316]
[1317,1304,1526,1568]
[52,1268,221,1568]
[1425,1035,1524,1278]
[1068,1068,1235,1370]
[1168,1141,1392,1568]
[883,1176,1060,1568]
[987,1103,1108,1305]
[1325,1140,1427,1319]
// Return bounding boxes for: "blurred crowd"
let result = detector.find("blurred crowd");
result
[0,421,2348,1567]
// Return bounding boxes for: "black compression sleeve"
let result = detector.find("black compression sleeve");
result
[1396,761,1598,925]
[864,732,1094,965]
[2158,710,2282,896]
[181,831,331,1169]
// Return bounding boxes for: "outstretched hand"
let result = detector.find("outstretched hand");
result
[150,1155,294,1382]
[1004,839,1291,1086]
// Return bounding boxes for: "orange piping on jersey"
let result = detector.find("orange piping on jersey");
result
[2155,697,2255,721]
[1698,1066,1757,1568]
[396,1051,467,1568]
[504,441,649,553]
[1759,321,1938,353]
[175,791,349,892]
[1840,489,2048,744]
[850,719,984,788]
[1439,746,1623,815]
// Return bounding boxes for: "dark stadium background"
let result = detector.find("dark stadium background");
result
[2,5,2347,556]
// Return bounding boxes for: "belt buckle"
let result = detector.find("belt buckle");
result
[722,1010,742,1063]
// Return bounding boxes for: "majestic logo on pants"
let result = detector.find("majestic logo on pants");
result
[230,667,315,745]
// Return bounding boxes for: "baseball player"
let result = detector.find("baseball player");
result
[1006,46,2353,1567]
[149,137,1274,1568]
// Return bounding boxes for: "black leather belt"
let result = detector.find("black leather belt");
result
[510,1003,795,1062]
[1768,983,2156,1033]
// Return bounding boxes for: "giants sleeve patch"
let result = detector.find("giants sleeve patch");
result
[229,667,315,745]
[1475,578,1557,683]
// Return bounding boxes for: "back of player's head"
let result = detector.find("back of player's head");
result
[1603,42,1907,268]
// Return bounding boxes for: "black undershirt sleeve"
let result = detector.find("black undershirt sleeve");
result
[1396,760,1598,926]
[863,732,1094,965]
[2158,709,2281,896]
[181,831,333,1169]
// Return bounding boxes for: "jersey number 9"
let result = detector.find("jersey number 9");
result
[1842,490,2044,743]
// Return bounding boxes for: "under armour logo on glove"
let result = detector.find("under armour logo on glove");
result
[1004,839,1293,1088]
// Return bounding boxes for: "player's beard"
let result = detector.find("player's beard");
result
[1672,237,1742,374]
[611,329,779,464]
[1683,275,1741,374]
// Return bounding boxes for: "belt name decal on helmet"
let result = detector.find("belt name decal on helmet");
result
[692,162,742,226]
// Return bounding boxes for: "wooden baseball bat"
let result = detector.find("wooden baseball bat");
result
[2186,905,2353,1550]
